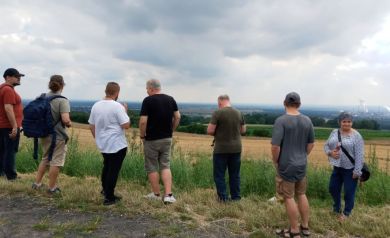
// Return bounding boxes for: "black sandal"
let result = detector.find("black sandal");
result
[300,224,310,236]
[288,231,301,238]
[275,228,289,236]
[275,228,301,238]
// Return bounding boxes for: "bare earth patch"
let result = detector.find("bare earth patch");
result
[0,195,161,237]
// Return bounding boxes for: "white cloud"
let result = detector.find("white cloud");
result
[0,0,389,106]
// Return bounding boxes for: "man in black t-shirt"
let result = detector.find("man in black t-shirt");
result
[139,79,181,204]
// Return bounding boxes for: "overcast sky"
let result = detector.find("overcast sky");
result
[1,0,390,106]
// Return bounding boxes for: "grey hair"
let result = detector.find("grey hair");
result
[146,79,161,90]
[218,94,230,101]
[338,112,353,122]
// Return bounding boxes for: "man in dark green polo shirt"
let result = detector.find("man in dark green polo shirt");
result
[207,95,246,202]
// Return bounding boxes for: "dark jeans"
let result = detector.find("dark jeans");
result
[101,147,127,200]
[329,167,358,216]
[213,153,241,201]
[0,128,20,180]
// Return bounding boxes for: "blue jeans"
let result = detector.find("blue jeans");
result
[213,153,241,201]
[329,167,358,216]
[0,128,20,180]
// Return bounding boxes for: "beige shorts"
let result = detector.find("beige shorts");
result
[276,175,307,199]
[40,137,67,167]
[143,138,172,173]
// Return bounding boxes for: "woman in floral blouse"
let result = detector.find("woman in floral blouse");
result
[324,112,364,222]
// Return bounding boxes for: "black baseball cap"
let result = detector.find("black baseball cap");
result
[3,68,25,78]
[284,92,301,104]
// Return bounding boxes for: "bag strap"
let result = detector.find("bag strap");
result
[45,94,67,161]
[45,94,68,127]
[337,130,355,165]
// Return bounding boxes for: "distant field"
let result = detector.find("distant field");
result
[246,124,390,140]
[66,123,390,170]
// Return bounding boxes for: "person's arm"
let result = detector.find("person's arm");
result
[4,104,17,138]
[117,105,130,129]
[139,116,148,139]
[61,112,72,128]
[207,123,216,135]
[324,130,340,159]
[271,118,283,168]
[271,145,280,168]
[172,111,181,131]
[89,124,96,138]
[121,122,130,129]
[306,143,314,155]
[240,124,246,135]
[353,133,365,178]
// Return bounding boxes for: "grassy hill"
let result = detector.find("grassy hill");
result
[1,136,388,237]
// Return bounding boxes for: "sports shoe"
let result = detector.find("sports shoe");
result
[103,195,122,206]
[47,187,61,195]
[103,198,117,206]
[144,192,161,200]
[163,194,176,204]
[32,183,42,190]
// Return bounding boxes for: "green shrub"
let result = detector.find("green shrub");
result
[177,123,207,134]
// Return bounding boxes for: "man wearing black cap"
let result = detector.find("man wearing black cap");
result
[271,92,314,237]
[0,68,25,180]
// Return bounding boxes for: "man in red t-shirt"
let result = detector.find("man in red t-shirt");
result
[0,68,25,180]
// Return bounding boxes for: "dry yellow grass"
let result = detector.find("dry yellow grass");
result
[70,123,390,169]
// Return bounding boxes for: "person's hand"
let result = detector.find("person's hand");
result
[122,102,128,112]
[352,173,359,180]
[9,128,17,139]
[359,180,364,187]
[330,149,340,159]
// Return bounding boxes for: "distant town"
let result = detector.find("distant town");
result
[60,100,390,130]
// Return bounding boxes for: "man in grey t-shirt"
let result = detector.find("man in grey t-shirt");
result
[271,92,314,237]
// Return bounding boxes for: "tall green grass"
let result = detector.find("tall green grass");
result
[17,135,390,205]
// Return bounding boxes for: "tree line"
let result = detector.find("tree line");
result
[70,111,381,135]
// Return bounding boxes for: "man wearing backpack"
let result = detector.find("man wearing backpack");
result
[0,68,25,180]
[31,75,71,194]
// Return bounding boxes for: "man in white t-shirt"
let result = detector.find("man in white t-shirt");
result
[88,82,130,206]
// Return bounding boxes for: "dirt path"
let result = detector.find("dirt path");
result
[0,195,160,238]
[0,195,242,238]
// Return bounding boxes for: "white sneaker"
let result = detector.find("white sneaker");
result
[144,192,161,200]
[268,196,277,202]
[163,195,176,204]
